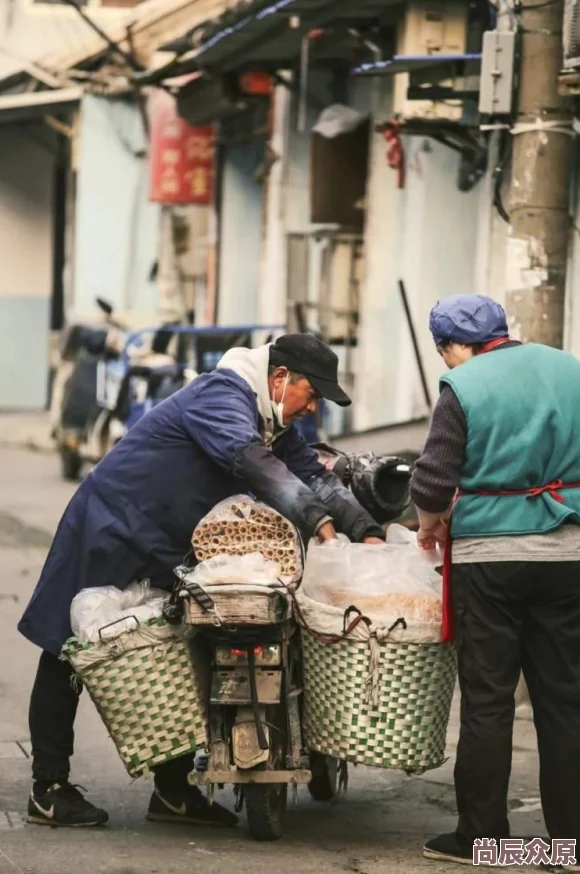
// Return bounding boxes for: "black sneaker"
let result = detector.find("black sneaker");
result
[28,783,109,828]
[146,787,238,828]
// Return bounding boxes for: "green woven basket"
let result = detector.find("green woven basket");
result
[62,620,208,777]
[302,632,456,773]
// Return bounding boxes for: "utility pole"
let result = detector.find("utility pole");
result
[505,0,573,348]
[505,0,571,715]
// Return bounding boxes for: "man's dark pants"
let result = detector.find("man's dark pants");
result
[29,651,193,795]
[453,560,580,845]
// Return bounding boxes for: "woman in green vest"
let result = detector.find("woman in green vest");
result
[411,294,580,868]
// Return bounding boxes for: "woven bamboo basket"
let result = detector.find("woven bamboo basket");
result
[301,632,456,774]
[61,618,209,777]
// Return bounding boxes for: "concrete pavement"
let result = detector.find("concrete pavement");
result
[0,447,547,874]
[0,413,53,454]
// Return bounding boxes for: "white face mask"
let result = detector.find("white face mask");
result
[271,372,290,428]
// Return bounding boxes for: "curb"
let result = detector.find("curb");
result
[0,440,54,453]
[0,440,55,453]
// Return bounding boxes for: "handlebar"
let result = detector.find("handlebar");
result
[121,323,286,366]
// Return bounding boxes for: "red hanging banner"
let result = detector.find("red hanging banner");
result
[149,90,215,205]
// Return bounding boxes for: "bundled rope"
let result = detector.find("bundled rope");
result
[290,593,372,645]
[363,618,407,709]
[291,584,408,709]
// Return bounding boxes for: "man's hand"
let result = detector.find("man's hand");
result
[317,520,338,543]
[363,536,385,545]
[417,520,447,552]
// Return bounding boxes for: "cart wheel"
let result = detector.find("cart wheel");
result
[60,447,82,481]
[245,782,287,841]
[308,751,338,801]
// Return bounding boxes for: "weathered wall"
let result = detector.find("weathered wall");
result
[564,176,580,357]
[0,127,53,408]
[354,79,483,432]
[73,95,160,317]
[217,140,264,326]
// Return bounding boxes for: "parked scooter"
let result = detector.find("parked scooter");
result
[51,298,124,480]
[52,315,284,481]
[105,323,281,446]
[99,324,195,448]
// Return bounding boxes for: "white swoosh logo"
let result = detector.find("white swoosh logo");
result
[32,797,54,819]
[159,796,186,816]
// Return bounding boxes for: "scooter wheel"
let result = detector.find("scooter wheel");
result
[307,751,338,801]
[60,447,82,482]
[245,782,287,841]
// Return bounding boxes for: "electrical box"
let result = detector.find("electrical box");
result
[564,0,580,69]
[393,0,468,121]
[478,31,516,115]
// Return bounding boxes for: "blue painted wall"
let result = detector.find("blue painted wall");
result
[217,140,265,325]
[74,95,160,315]
[0,296,50,408]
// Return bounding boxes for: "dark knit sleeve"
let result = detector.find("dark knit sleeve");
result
[410,385,467,514]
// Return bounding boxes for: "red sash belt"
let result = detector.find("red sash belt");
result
[441,479,580,643]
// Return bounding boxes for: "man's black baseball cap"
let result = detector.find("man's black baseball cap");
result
[269,333,351,407]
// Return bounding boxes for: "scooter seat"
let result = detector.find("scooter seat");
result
[128,363,180,379]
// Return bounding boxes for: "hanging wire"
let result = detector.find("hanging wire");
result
[60,0,142,71]
[492,130,512,224]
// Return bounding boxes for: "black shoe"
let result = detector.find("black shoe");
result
[146,787,238,828]
[424,833,480,865]
[27,783,109,828]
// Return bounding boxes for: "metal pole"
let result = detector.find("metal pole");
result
[398,279,433,411]
[505,0,573,347]
[298,34,310,133]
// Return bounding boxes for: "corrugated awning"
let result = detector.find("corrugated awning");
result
[188,0,400,72]
[0,0,232,96]
[0,87,82,125]
[40,0,229,74]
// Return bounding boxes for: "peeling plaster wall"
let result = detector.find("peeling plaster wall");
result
[354,79,482,432]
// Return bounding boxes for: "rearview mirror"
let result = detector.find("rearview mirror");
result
[96,297,113,316]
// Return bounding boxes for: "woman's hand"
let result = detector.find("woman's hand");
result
[363,536,385,545]
[417,520,448,552]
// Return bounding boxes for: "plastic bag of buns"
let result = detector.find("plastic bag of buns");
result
[301,526,442,625]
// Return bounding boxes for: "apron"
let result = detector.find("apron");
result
[441,479,580,643]
[439,337,580,643]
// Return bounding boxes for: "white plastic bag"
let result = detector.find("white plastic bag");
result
[189,552,283,587]
[386,523,418,545]
[301,530,443,625]
[313,104,367,139]
[70,581,168,644]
